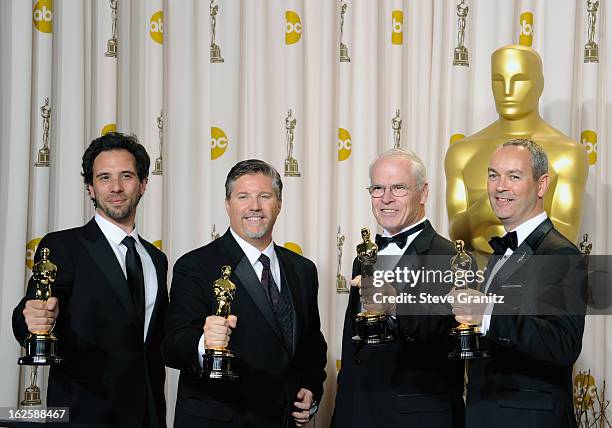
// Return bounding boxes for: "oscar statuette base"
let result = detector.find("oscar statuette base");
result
[352,311,396,345]
[203,348,238,381]
[18,333,63,366]
[448,324,487,360]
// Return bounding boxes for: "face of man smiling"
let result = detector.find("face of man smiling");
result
[225,173,281,250]
[370,156,428,235]
[487,145,548,231]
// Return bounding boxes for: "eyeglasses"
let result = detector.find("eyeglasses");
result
[366,183,421,198]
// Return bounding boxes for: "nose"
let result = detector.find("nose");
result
[110,176,123,193]
[380,187,395,204]
[248,196,262,211]
[503,78,513,97]
[496,175,508,192]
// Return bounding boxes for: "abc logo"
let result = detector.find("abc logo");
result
[519,12,533,47]
[574,373,596,409]
[152,240,162,250]
[449,133,465,145]
[101,123,116,136]
[150,11,163,44]
[284,242,303,255]
[285,11,302,45]
[25,238,42,270]
[33,0,53,34]
[581,130,597,166]
[338,128,352,161]
[211,126,229,160]
[392,10,403,45]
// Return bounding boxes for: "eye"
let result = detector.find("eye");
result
[259,194,272,200]
[510,175,520,180]
[99,175,110,181]
[488,172,498,180]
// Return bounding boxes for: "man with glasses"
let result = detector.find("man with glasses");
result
[332,149,465,427]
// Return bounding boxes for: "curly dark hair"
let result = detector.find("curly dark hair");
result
[81,132,150,186]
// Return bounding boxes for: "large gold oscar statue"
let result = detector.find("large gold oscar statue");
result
[445,45,588,255]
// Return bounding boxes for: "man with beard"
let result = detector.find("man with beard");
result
[13,133,168,428]
[163,159,327,427]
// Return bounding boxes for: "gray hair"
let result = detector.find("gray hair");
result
[225,159,283,200]
[369,148,427,190]
[501,138,548,179]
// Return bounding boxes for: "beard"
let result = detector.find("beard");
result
[97,195,140,222]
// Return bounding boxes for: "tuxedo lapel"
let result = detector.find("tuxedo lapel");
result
[487,218,553,293]
[218,232,285,347]
[79,219,140,329]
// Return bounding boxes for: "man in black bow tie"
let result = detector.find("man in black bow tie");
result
[333,149,465,428]
[449,138,586,428]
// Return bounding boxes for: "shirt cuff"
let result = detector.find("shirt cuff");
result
[198,333,206,368]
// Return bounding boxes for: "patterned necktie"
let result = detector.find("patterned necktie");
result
[488,231,518,255]
[258,253,280,307]
[122,236,145,331]
[375,221,426,250]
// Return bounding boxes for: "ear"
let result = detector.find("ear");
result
[87,184,95,200]
[225,197,231,215]
[419,182,429,205]
[139,177,148,196]
[536,174,549,198]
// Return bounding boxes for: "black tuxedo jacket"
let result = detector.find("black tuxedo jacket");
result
[466,218,586,428]
[162,231,327,428]
[12,218,168,428]
[333,220,465,428]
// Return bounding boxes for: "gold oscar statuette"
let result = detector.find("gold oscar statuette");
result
[20,366,42,407]
[453,0,469,66]
[152,110,163,175]
[339,1,351,62]
[284,109,301,177]
[352,227,396,345]
[35,97,51,167]
[391,109,402,149]
[202,266,238,381]
[105,0,118,58]
[336,226,348,293]
[210,0,224,63]
[584,0,599,63]
[18,248,63,365]
[448,240,487,359]
[445,45,588,257]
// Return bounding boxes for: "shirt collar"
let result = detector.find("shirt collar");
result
[509,212,548,247]
[95,213,140,246]
[230,228,275,266]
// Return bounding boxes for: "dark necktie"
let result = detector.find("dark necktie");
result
[375,221,426,251]
[122,236,145,331]
[259,254,280,307]
[488,231,518,255]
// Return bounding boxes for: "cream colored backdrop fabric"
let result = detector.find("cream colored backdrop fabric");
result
[1,1,611,426]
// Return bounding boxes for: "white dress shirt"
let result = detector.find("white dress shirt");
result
[480,212,548,334]
[198,228,280,366]
[94,214,158,340]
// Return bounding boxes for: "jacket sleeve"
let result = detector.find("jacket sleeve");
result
[161,253,212,375]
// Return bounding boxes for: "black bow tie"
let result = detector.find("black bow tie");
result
[375,222,426,251]
[489,231,518,255]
